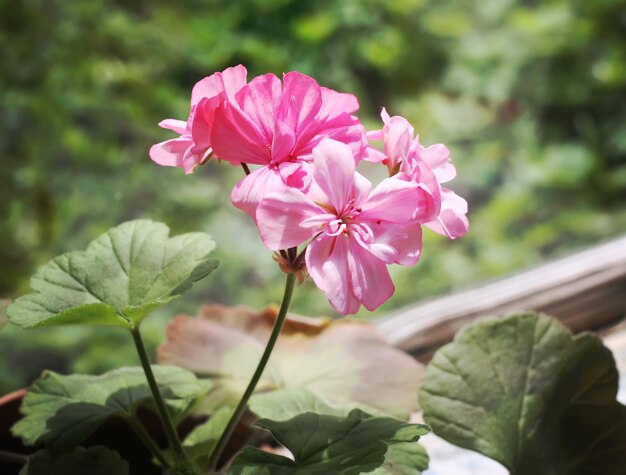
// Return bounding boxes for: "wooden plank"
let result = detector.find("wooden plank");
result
[375,235,626,359]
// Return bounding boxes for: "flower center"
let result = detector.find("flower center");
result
[325,203,364,237]
[340,206,362,224]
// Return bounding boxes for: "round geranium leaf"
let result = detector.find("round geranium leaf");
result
[12,366,211,449]
[230,390,429,475]
[420,311,626,475]
[7,220,218,329]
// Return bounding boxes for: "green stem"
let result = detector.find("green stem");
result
[131,327,187,464]
[207,272,296,471]
[127,416,171,469]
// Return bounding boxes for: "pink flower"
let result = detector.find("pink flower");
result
[149,65,248,174]
[365,109,416,173]
[369,109,469,239]
[412,141,469,239]
[209,71,368,220]
[256,139,423,315]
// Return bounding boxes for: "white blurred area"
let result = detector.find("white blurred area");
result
[606,329,626,405]
[422,435,508,475]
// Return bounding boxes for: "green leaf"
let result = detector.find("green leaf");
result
[7,220,218,329]
[369,443,429,475]
[13,366,211,449]
[249,388,352,421]
[19,446,129,475]
[420,311,626,475]
[247,388,429,475]
[179,406,233,469]
[230,390,429,475]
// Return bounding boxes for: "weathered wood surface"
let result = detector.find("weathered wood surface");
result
[375,235,626,359]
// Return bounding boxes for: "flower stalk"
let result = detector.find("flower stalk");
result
[207,272,296,472]
[131,327,188,465]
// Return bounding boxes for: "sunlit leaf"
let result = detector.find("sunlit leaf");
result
[181,406,233,469]
[249,387,351,421]
[159,305,423,418]
[13,366,211,449]
[19,446,129,475]
[369,442,429,475]
[7,220,218,329]
[420,312,626,474]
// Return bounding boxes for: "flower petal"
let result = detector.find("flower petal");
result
[211,102,270,165]
[384,116,414,169]
[381,108,391,124]
[367,129,384,141]
[353,221,422,266]
[311,139,358,212]
[360,176,418,223]
[352,225,398,264]
[256,188,323,250]
[190,98,216,153]
[181,147,204,174]
[388,223,423,266]
[362,144,387,163]
[303,112,367,161]
[348,240,395,311]
[149,136,194,169]
[318,87,359,120]
[158,119,187,135]
[417,143,456,183]
[277,160,311,190]
[399,160,442,223]
[425,189,469,239]
[191,65,247,106]
[277,72,322,136]
[306,235,360,315]
[353,171,372,208]
[231,166,284,221]
[271,119,296,164]
[238,73,282,143]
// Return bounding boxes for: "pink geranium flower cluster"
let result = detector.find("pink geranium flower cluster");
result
[151,65,468,315]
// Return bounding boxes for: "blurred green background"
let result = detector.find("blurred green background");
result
[1,0,625,393]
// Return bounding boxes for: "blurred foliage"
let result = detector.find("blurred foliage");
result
[1,0,625,392]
